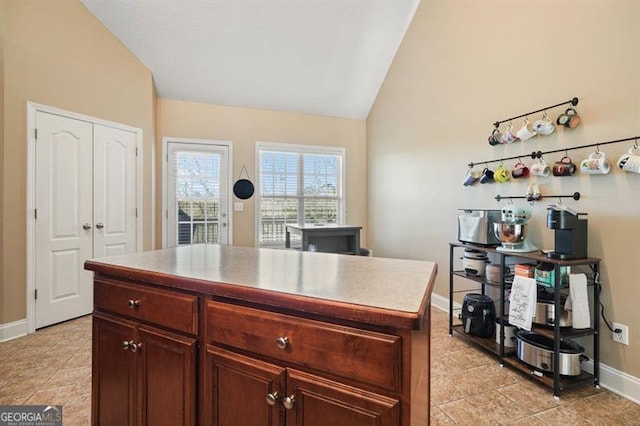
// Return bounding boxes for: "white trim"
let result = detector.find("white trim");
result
[0,319,28,342]
[433,291,640,404]
[26,102,144,334]
[161,137,233,248]
[254,141,347,247]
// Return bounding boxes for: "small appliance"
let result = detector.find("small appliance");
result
[461,294,496,337]
[516,331,587,376]
[457,209,501,246]
[546,205,588,259]
[493,206,538,253]
[462,249,489,277]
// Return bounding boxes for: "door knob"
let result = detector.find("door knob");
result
[129,342,142,353]
[128,299,140,309]
[121,340,132,351]
[283,395,295,410]
[96,223,105,229]
[82,223,92,230]
[265,391,279,406]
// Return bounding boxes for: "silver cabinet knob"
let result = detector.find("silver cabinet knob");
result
[275,336,289,349]
[265,391,279,406]
[130,342,142,353]
[128,299,140,309]
[82,223,92,230]
[96,223,105,229]
[283,395,295,410]
[121,340,132,351]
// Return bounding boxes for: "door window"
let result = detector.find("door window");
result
[166,140,230,247]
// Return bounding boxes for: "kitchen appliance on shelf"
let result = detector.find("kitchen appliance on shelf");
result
[546,204,588,259]
[493,206,538,253]
[462,249,489,276]
[534,288,573,327]
[457,209,501,246]
[461,294,496,337]
[515,331,587,376]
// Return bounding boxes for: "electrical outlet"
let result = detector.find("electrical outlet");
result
[612,322,629,345]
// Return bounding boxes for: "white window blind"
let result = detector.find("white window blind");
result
[257,143,345,247]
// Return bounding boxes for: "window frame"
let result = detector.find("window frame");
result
[255,141,346,247]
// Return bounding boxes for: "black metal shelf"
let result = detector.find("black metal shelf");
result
[449,242,600,398]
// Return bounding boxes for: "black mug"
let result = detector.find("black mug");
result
[480,167,494,184]
[553,156,576,176]
[556,108,581,129]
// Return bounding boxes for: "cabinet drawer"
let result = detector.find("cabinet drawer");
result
[95,279,198,335]
[206,300,401,391]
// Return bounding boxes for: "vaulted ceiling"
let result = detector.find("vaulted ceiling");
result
[81,0,419,119]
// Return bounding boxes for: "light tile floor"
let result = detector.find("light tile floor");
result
[0,309,638,425]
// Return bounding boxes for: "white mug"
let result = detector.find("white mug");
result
[530,159,551,177]
[533,114,555,136]
[500,124,519,144]
[516,118,537,141]
[617,147,640,174]
[581,151,611,175]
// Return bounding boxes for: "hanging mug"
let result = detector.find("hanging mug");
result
[556,108,581,129]
[511,161,530,179]
[530,159,551,177]
[488,129,502,146]
[500,123,519,144]
[480,167,495,184]
[533,113,555,136]
[580,151,610,175]
[516,118,537,141]
[463,169,481,186]
[553,156,577,177]
[494,164,510,183]
[617,147,640,174]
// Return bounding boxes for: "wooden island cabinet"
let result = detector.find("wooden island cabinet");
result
[85,245,437,426]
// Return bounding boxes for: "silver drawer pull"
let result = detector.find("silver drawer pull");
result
[128,299,140,309]
[130,342,142,353]
[275,336,289,349]
[283,395,295,410]
[265,391,279,406]
[121,340,132,351]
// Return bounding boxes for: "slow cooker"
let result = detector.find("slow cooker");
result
[515,331,587,376]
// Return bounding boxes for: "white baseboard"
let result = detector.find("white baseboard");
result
[431,292,640,404]
[0,319,28,342]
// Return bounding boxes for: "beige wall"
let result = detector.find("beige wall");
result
[367,1,640,378]
[1,0,155,324]
[157,99,367,248]
[1,3,6,325]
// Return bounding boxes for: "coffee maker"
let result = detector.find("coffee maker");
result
[546,205,588,259]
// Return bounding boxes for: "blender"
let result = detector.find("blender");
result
[493,206,538,252]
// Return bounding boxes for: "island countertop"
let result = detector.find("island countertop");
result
[84,244,437,330]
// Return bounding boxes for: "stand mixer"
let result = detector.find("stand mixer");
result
[493,206,538,252]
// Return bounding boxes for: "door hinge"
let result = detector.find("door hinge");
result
[166,153,168,162]
[166,210,168,219]
[34,128,38,140]
[136,147,138,156]
[34,289,38,300]
[34,208,38,219]
[135,208,139,218]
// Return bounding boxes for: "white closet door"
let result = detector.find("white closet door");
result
[93,124,137,258]
[35,111,94,328]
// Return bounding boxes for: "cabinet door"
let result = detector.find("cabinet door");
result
[138,325,198,426]
[92,314,136,426]
[205,345,286,426]
[285,369,399,426]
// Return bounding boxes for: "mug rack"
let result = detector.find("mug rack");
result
[493,97,579,128]
[495,192,581,202]
[469,135,640,168]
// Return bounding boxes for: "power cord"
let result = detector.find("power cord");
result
[596,273,622,334]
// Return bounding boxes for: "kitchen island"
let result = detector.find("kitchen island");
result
[85,244,437,425]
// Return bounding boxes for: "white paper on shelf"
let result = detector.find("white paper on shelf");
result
[508,276,537,331]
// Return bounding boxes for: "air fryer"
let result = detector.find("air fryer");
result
[461,294,496,337]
